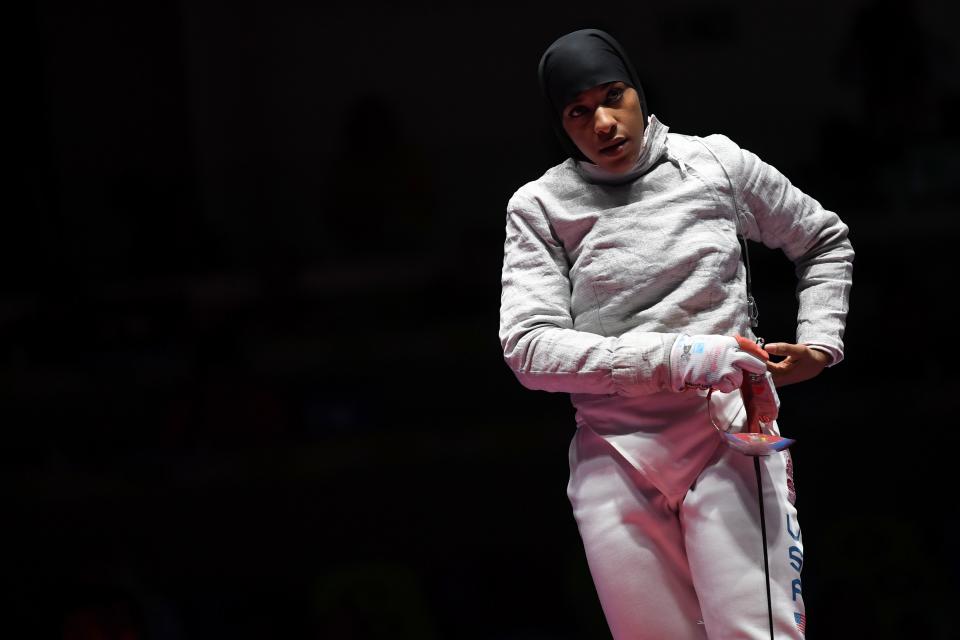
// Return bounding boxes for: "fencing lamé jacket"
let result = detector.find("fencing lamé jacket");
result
[499,115,854,499]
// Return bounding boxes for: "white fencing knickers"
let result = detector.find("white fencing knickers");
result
[567,425,806,639]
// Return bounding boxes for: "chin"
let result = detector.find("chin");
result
[597,156,636,174]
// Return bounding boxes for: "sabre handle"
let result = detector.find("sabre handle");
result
[734,334,780,433]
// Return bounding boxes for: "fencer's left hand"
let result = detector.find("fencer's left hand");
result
[763,342,830,387]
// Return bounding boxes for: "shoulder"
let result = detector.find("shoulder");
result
[667,130,744,166]
[665,131,756,189]
[508,159,581,212]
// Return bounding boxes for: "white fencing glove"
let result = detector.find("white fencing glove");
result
[669,334,767,393]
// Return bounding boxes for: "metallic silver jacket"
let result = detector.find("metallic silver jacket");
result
[499,116,854,493]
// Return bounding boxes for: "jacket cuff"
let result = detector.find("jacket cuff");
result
[804,342,843,367]
[611,332,678,396]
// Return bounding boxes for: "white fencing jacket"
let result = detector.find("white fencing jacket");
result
[499,116,854,498]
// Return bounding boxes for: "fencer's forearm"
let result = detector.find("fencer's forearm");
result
[502,326,676,396]
[500,199,677,395]
[731,143,854,363]
[792,242,854,364]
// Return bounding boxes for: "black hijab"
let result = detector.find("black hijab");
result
[538,29,648,161]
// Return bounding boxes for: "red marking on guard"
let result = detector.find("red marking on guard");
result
[734,334,769,361]
[723,432,795,455]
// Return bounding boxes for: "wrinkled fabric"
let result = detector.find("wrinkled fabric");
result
[499,115,854,497]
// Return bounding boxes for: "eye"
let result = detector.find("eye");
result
[567,105,587,118]
[605,86,624,103]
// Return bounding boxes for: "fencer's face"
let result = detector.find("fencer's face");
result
[561,81,645,173]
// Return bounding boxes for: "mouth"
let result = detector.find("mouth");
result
[598,138,629,157]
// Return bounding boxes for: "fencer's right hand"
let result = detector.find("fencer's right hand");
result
[668,334,767,393]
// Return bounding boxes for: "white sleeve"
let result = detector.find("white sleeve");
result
[498,193,677,396]
[706,135,855,366]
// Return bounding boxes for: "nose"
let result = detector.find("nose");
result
[593,107,617,137]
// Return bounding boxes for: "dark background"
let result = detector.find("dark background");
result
[9,0,960,637]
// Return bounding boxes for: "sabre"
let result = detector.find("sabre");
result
[708,334,793,640]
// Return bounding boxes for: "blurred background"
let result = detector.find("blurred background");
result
[9,0,959,637]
